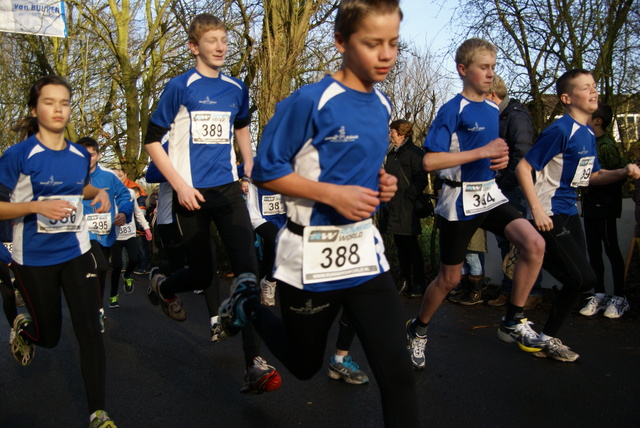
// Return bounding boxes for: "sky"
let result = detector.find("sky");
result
[398,0,460,78]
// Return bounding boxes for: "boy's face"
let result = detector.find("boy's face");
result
[189,28,228,72]
[335,11,400,91]
[458,51,496,96]
[562,74,598,115]
[85,146,100,172]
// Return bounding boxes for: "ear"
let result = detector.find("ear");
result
[457,63,467,77]
[188,40,199,56]
[335,32,346,54]
[560,93,572,105]
[31,106,37,118]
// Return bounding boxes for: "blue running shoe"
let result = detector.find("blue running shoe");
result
[218,273,260,337]
[328,355,369,384]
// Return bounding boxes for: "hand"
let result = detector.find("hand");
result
[329,185,380,221]
[113,212,126,226]
[36,199,76,221]
[531,207,553,232]
[484,138,509,161]
[489,153,509,171]
[625,163,640,179]
[377,168,398,202]
[176,184,205,211]
[91,189,111,213]
[144,229,152,241]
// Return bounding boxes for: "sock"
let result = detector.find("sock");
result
[595,292,606,300]
[89,411,98,423]
[211,316,218,326]
[504,302,524,324]
[412,318,429,337]
[334,354,345,364]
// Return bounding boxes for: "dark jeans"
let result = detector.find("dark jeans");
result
[393,234,425,289]
[583,216,625,296]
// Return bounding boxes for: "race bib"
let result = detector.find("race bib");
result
[36,195,84,233]
[261,194,285,216]
[191,111,231,144]
[2,242,12,254]
[86,213,112,235]
[570,156,595,187]
[302,219,379,284]
[462,180,508,216]
[117,223,136,240]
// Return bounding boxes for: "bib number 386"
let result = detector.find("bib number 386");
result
[302,219,379,284]
[37,195,84,233]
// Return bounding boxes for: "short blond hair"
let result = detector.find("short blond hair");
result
[488,74,507,99]
[188,13,227,45]
[455,38,496,76]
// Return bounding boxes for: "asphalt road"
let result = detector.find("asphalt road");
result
[1,274,639,428]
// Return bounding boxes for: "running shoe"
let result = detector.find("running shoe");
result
[579,294,608,317]
[497,317,544,352]
[328,355,369,385]
[210,320,228,343]
[603,295,630,319]
[89,410,117,428]
[10,313,34,366]
[122,274,134,294]
[14,289,25,307]
[108,295,120,309]
[240,356,282,394]
[449,289,483,306]
[99,308,106,334]
[149,272,186,321]
[260,277,276,306]
[219,273,260,337]
[532,337,579,362]
[406,319,427,370]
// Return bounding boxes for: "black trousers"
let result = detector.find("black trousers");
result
[583,216,625,296]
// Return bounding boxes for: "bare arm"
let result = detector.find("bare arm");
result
[255,173,381,222]
[423,138,509,172]
[235,126,254,179]
[145,142,204,211]
[516,158,553,232]
[83,184,111,213]
[0,200,74,221]
[589,163,640,186]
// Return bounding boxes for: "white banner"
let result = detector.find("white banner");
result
[0,1,66,37]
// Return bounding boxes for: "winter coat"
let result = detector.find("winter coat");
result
[378,140,428,236]
[495,98,535,192]
[582,133,625,218]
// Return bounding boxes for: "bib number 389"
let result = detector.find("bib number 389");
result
[302,219,379,284]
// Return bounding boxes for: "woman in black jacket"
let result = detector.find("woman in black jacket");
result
[379,120,429,297]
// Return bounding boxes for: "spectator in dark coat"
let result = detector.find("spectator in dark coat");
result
[485,75,542,310]
[379,120,429,297]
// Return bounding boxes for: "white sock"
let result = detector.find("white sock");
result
[211,316,218,326]
[89,411,98,422]
[594,293,606,300]
[334,354,345,363]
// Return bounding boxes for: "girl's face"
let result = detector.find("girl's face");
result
[335,11,400,92]
[31,84,71,135]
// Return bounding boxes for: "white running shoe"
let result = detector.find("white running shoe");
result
[260,277,277,306]
[579,294,608,317]
[603,295,630,319]
[533,337,579,362]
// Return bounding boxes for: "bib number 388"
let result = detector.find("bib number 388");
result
[302,219,379,284]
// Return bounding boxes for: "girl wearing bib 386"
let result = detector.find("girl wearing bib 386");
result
[0,76,116,428]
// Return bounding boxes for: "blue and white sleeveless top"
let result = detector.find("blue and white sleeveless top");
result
[149,68,250,188]
[525,114,600,216]
[0,135,91,266]
[424,94,504,221]
[252,75,391,291]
